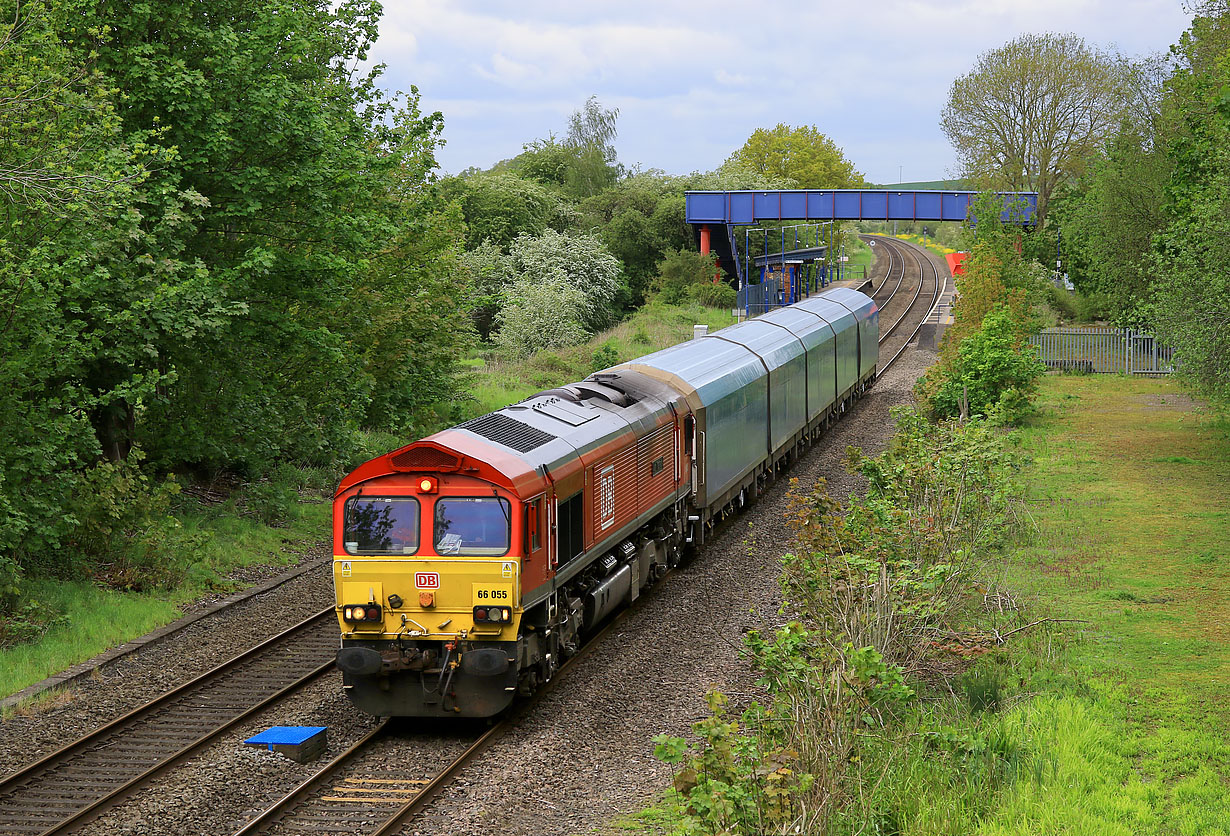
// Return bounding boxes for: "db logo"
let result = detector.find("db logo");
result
[414,572,440,590]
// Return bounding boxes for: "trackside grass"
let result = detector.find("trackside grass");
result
[460,301,736,420]
[976,375,1230,834]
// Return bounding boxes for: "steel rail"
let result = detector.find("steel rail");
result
[865,234,905,310]
[878,239,944,375]
[0,607,338,835]
[873,237,925,350]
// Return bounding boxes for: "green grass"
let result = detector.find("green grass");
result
[842,233,874,281]
[973,376,1230,833]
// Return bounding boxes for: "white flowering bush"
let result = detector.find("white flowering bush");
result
[495,275,591,356]
[492,230,623,357]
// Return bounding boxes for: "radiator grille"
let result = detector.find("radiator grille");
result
[459,412,555,453]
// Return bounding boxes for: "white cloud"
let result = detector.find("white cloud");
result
[369,0,1195,181]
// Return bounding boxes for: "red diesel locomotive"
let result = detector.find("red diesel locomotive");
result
[332,287,878,717]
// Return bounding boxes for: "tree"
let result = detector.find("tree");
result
[0,0,136,208]
[53,0,463,471]
[578,171,690,305]
[1145,4,1230,405]
[509,135,573,189]
[728,124,865,188]
[443,172,576,250]
[563,95,621,197]
[941,33,1127,225]
[0,0,230,585]
[1051,125,1169,320]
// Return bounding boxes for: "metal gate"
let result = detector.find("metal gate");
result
[1030,328,1174,375]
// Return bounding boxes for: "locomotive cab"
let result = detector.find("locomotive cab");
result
[333,453,531,717]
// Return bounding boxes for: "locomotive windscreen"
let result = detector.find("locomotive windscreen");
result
[343,497,420,555]
[432,497,511,556]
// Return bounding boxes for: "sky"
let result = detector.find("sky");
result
[368,0,1195,186]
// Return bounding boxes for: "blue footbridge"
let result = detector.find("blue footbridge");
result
[685,189,1037,314]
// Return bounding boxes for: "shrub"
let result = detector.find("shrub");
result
[652,249,723,304]
[0,600,69,649]
[61,452,204,592]
[689,280,736,309]
[653,691,813,835]
[930,305,1046,423]
[492,230,623,357]
[591,342,619,372]
[242,478,299,527]
[495,278,590,357]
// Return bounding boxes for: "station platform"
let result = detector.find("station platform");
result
[825,276,873,294]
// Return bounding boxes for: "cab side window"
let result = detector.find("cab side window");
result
[525,498,543,553]
[557,492,584,566]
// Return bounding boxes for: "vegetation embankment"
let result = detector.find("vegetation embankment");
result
[633,354,1228,834]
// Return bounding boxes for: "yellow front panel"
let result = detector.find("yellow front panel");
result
[333,557,520,638]
[341,580,384,605]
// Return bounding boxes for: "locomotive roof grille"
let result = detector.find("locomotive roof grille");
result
[458,412,556,453]
[389,446,461,471]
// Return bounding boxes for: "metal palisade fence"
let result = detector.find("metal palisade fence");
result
[737,278,784,316]
[1030,327,1175,376]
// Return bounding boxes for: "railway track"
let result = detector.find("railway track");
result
[227,239,950,836]
[0,250,945,835]
[1,556,333,716]
[230,613,629,836]
[868,236,944,374]
[0,609,338,835]
[867,235,905,309]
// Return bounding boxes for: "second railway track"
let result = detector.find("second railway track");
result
[0,610,338,836]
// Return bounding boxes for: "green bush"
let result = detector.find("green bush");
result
[0,600,69,649]
[931,305,1046,423]
[243,479,298,528]
[653,691,813,835]
[689,280,736,309]
[591,341,619,372]
[1046,285,1106,323]
[652,249,723,304]
[62,453,203,592]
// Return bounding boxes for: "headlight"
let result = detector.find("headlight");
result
[473,606,512,624]
[343,604,382,624]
